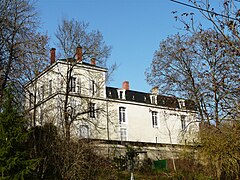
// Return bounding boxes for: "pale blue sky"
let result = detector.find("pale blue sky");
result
[36,0,216,93]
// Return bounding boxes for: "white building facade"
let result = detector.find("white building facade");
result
[25,47,199,146]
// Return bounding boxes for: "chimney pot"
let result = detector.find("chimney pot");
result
[50,48,56,65]
[76,46,82,62]
[122,81,129,90]
[91,58,96,65]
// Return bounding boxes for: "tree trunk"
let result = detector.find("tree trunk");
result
[65,122,71,142]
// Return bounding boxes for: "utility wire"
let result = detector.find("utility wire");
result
[170,0,239,21]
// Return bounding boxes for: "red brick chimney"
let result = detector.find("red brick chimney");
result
[91,58,96,65]
[122,81,129,90]
[50,48,56,64]
[76,46,82,62]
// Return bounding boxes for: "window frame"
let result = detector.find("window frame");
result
[152,111,158,128]
[181,115,186,130]
[70,76,76,92]
[29,93,33,108]
[89,80,97,96]
[49,80,52,95]
[117,90,126,100]
[119,106,126,124]
[89,103,96,118]
[77,78,81,94]
[40,85,44,100]
[150,95,157,104]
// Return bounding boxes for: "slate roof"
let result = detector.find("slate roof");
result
[58,58,105,69]
[106,87,196,111]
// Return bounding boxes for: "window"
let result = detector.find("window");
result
[150,95,157,104]
[89,80,96,96]
[119,91,123,99]
[89,103,95,118]
[152,111,158,127]
[144,96,147,102]
[120,128,127,141]
[79,125,89,138]
[77,78,81,93]
[178,99,185,109]
[92,80,95,95]
[69,99,76,116]
[181,115,186,130]
[70,77,76,92]
[117,89,126,99]
[132,95,135,100]
[119,107,126,124]
[40,85,44,100]
[49,80,52,95]
[29,93,33,108]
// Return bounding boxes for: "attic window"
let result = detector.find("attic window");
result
[117,90,126,100]
[144,96,147,102]
[132,95,135,100]
[178,99,185,109]
[108,91,112,97]
[120,91,123,99]
[150,95,157,104]
[162,99,165,105]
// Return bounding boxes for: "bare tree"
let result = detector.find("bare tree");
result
[146,29,240,127]
[166,2,240,178]
[0,0,49,102]
[54,18,113,141]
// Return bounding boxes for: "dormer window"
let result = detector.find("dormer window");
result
[120,91,123,99]
[132,95,135,100]
[108,91,112,97]
[144,96,147,102]
[178,99,185,109]
[117,90,126,100]
[150,95,157,104]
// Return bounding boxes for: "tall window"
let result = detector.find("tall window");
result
[152,111,158,127]
[119,107,126,124]
[89,103,95,118]
[92,80,95,95]
[29,93,33,108]
[70,77,76,92]
[77,78,81,93]
[40,85,44,100]
[181,115,186,130]
[89,80,96,96]
[49,80,52,95]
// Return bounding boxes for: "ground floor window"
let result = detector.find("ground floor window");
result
[79,125,89,138]
[120,128,127,141]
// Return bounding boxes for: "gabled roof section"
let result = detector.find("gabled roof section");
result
[106,87,196,111]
